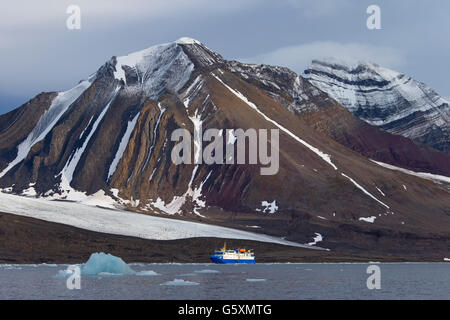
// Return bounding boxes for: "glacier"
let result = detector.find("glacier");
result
[0,192,320,249]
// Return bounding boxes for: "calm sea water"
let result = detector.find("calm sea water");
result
[0,263,449,300]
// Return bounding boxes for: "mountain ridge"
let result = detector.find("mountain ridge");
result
[304,58,450,153]
[0,38,449,257]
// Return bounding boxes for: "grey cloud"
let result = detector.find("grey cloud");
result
[242,41,406,75]
[0,0,449,114]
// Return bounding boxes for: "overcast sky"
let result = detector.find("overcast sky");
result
[1,0,449,114]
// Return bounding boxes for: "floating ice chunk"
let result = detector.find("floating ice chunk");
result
[3,266,22,270]
[246,279,266,282]
[55,269,73,278]
[81,252,135,275]
[98,272,122,276]
[161,279,199,286]
[136,270,159,276]
[55,266,80,278]
[194,269,220,274]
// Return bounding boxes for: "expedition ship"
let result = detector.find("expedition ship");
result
[210,243,255,264]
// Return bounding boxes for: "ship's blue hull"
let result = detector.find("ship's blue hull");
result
[210,256,255,264]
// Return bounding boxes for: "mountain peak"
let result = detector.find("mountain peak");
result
[305,58,401,82]
[103,37,222,97]
[175,37,202,45]
[112,37,204,68]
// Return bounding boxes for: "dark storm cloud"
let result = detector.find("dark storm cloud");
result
[1,0,449,114]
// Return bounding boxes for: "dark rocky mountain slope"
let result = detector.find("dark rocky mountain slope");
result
[304,59,450,153]
[0,38,449,257]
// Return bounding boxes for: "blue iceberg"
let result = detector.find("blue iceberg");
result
[81,252,136,275]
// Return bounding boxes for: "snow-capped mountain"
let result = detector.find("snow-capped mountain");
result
[1,38,449,256]
[304,59,450,153]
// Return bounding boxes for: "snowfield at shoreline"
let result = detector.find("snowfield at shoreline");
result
[0,192,319,249]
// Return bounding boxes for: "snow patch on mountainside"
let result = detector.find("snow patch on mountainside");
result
[150,164,210,217]
[152,94,210,216]
[307,233,323,246]
[304,59,449,151]
[261,200,278,214]
[211,73,338,170]
[371,160,450,184]
[305,59,448,126]
[0,80,92,178]
[112,41,194,99]
[108,111,140,181]
[375,186,385,197]
[60,86,120,189]
[341,173,389,209]
[141,103,166,174]
[359,216,377,223]
[176,37,202,45]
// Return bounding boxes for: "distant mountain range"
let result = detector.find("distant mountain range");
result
[0,38,449,258]
[304,59,449,153]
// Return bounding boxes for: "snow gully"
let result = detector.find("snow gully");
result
[171,127,279,176]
